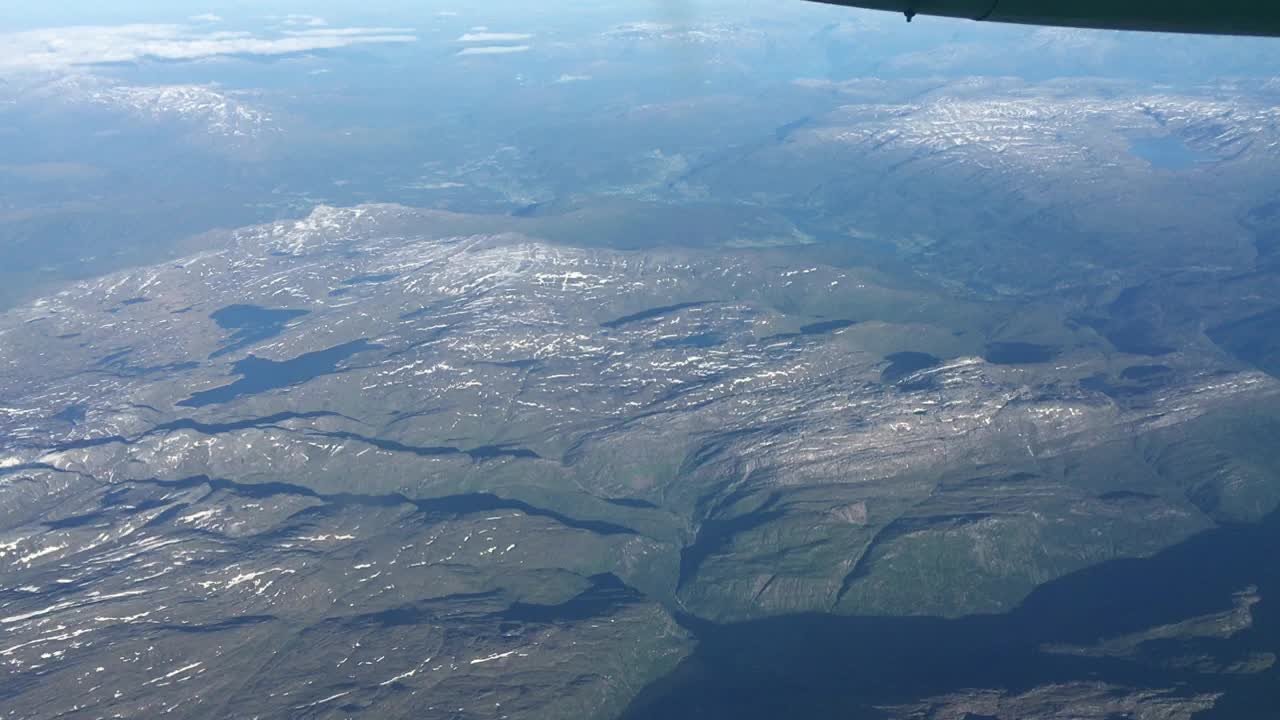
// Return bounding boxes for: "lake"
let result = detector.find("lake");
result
[624,510,1280,719]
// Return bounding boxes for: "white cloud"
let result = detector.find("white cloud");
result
[555,74,591,83]
[287,27,413,37]
[282,14,328,28]
[457,32,533,43]
[457,45,530,56]
[0,23,418,70]
[454,30,534,57]
[189,13,223,23]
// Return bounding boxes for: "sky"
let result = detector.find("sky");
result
[3,0,1278,86]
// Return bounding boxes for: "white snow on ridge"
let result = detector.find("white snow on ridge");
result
[144,661,203,685]
[469,649,522,664]
[176,509,218,524]
[293,690,353,709]
[14,544,66,565]
[88,83,275,137]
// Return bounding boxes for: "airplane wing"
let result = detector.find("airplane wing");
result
[805,0,1280,37]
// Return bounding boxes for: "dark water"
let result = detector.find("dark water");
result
[43,410,545,475]
[655,332,724,350]
[625,511,1280,719]
[606,497,661,509]
[44,511,107,529]
[153,410,346,435]
[503,573,643,623]
[136,360,200,375]
[1208,309,1280,379]
[354,575,639,631]
[1089,318,1177,357]
[178,339,378,407]
[330,274,398,296]
[1245,201,1280,269]
[469,444,540,460]
[1086,286,1178,357]
[603,302,712,329]
[350,576,636,642]
[86,348,198,378]
[209,304,310,359]
[304,428,541,462]
[342,273,398,286]
[761,319,859,343]
[1115,328,1176,356]
[43,412,346,453]
[1130,136,1212,170]
[983,341,1059,365]
[799,319,858,335]
[143,475,636,536]
[775,116,812,142]
[95,348,132,368]
[881,351,941,383]
[413,493,634,535]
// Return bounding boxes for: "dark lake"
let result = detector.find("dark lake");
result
[503,573,642,623]
[761,319,859,344]
[603,302,712,329]
[209,304,310,359]
[1208,308,1280,379]
[799,319,858,335]
[624,511,1280,719]
[1130,136,1212,171]
[179,339,378,408]
[881,351,941,383]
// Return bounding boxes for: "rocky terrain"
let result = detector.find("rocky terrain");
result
[2,9,1280,714]
[1,194,1278,717]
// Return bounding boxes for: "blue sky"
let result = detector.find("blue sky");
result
[1,1,1277,85]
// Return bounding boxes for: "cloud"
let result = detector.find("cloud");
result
[457,32,532,43]
[457,45,530,56]
[285,27,413,37]
[555,74,591,83]
[0,23,417,70]
[189,13,223,23]
[455,30,533,57]
[281,14,327,28]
